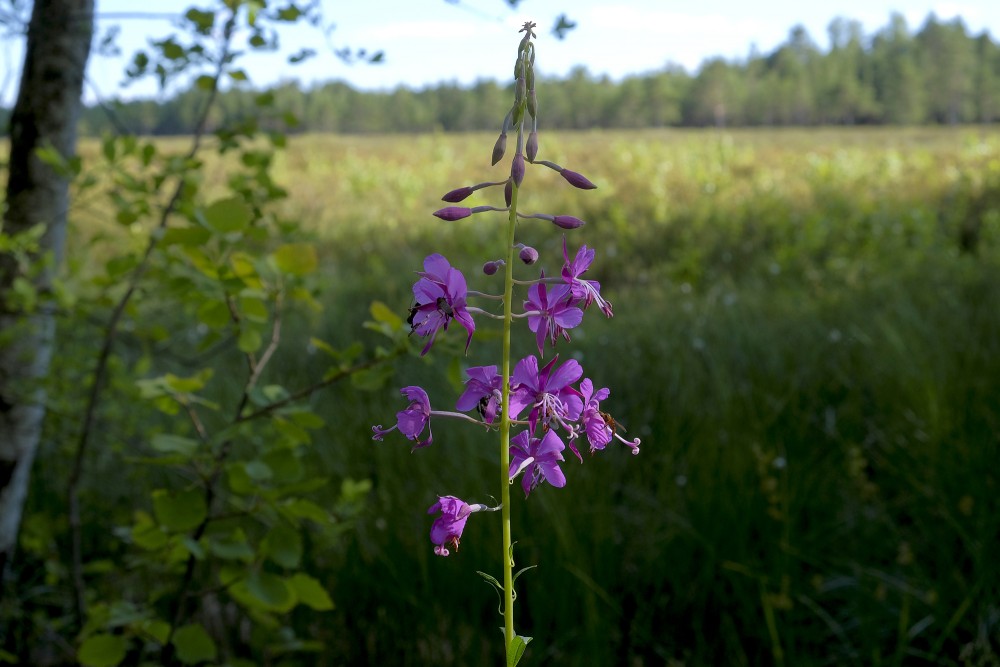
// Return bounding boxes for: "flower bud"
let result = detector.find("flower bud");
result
[560,168,596,190]
[515,77,526,105]
[492,132,507,166]
[511,153,525,188]
[518,246,539,264]
[527,90,537,118]
[483,260,505,275]
[442,186,474,203]
[552,215,585,229]
[526,131,538,162]
[504,180,513,207]
[433,206,473,221]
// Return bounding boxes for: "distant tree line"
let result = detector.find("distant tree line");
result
[4,12,998,135]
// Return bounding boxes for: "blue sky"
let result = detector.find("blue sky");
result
[2,0,1000,105]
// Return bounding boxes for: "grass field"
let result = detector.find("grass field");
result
[17,126,1000,665]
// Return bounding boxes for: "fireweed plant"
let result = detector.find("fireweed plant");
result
[372,22,640,665]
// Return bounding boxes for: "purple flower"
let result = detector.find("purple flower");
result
[428,496,473,556]
[508,355,583,439]
[562,238,613,317]
[508,429,567,497]
[455,365,503,424]
[560,168,597,190]
[524,280,584,357]
[371,386,433,449]
[409,254,476,355]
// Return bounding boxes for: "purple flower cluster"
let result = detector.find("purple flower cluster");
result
[372,21,640,560]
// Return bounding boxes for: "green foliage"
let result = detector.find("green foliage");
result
[0,1,411,664]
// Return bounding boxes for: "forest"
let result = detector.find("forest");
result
[0,12,995,136]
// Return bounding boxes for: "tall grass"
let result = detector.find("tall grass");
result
[34,128,1000,664]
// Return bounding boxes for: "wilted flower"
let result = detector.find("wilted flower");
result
[428,496,474,556]
[372,385,434,449]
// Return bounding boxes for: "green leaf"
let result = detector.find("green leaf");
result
[246,572,295,611]
[195,74,215,90]
[136,619,170,644]
[512,564,537,583]
[172,624,217,665]
[369,300,402,328]
[78,633,127,667]
[272,243,318,276]
[244,460,272,481]
[196,300,231,329]
[208,529,255,562]
[152,488,207,532]
[202,196,251,233]
[281,498,328,523]
[131,511,168,550]
[150,434,199,457]
[239,294,270,322]
[237,327,263,353]
[507,634,533,667]
[289,573,334,611]
[161,226,211,247]
[263,523,302,568]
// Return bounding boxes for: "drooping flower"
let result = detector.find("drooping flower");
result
[562,237,613,317]
[508,429,567,497]
[578,378,640,455]
[408,254,476,355]
[579,378,612,452]
[524,279,584,357]
[371,385,434,449]
[508,355,583,438]
[428,496,474,556]
[455,365,503,424]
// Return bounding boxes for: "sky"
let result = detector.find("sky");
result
[2,0,1000,106]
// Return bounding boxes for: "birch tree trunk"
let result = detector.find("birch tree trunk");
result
[0,0,93,576]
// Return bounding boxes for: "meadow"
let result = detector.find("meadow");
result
[14,126,1000,665]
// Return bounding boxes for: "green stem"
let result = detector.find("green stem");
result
[500,181,520,659]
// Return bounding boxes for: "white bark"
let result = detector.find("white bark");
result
[0,0,93,573]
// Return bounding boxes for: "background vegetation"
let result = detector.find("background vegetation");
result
[5,124,1000,664]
